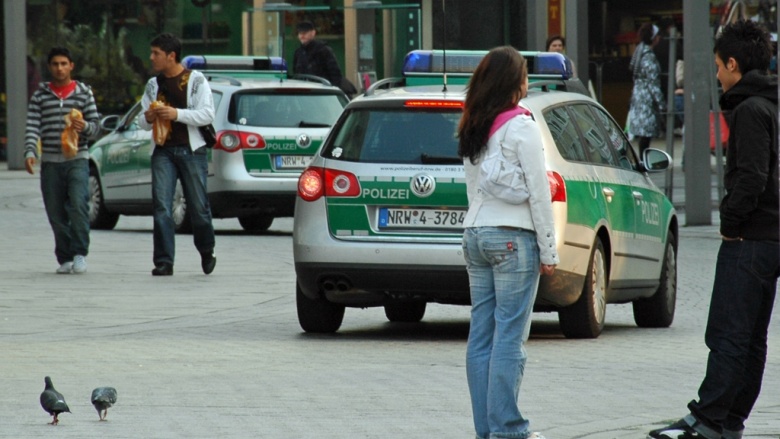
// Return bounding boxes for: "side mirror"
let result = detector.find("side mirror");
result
[99,115,121,132]
[642,148,672,172]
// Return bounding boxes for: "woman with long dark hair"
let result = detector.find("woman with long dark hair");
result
[457,46,558,439]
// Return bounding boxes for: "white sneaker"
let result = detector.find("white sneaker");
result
[528,434,547,439]
[72,255,87,274]
[56,261,73,274]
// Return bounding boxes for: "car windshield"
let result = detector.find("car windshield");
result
[324,109,462,164]
[229,92,347,128]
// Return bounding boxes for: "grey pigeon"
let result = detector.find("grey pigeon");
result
[91,387,118,421]
[40,376,70,425]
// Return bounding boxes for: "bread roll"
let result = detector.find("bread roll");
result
[61,108,82,159]
[150,100,171,145]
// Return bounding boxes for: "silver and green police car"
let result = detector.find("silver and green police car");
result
[88,56,349,233]
[293,50,678,338]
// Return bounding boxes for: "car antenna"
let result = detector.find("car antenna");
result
[441,0,448,93]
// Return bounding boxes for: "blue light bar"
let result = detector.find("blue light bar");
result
[182,55,287,72]
[402,50,572,79]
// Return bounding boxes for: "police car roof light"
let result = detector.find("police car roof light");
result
[401,50,571,79]
[182,55,287,72]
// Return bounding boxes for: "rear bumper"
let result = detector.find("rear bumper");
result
[208,191,296,218]
[295,261,471,306]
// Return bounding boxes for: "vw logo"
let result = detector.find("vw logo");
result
[296,133,312,148]
[411,174,436,198]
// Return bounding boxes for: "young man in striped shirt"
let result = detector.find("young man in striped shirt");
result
[24,47,100,274]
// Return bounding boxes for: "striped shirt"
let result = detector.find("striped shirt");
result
[24,81,100,162]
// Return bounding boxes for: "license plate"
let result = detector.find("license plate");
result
[274,155,312,170]
[378,207,466,230]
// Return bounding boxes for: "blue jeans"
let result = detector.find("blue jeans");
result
[462,227,541,439]
[151,145,215,266]
[687,239,779,436]
[40,159,90,264]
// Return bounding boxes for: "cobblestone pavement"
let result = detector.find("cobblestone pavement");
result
[0,166,777,439]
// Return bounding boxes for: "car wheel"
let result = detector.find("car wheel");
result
[173,182,192,234]
[559,238,607,339]
[633,233,677,328]
[296,282,345,333]
[88,167,119,230]
[384,301,427,323]
[238,214,274,232]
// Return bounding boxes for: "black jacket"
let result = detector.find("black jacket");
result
[293,39,343,88]
[719,70,779,241]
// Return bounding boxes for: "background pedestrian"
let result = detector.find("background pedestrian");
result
[627,22,664,156]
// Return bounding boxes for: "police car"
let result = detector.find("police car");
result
[293,50,678,338]
[88,56,349,232]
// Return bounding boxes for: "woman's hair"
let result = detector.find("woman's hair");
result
[546,35,565,51]
[714,19,772,74]
[637,23,658,45]
[457,46,526,164]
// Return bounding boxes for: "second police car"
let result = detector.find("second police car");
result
[88,56,349,233]
[293,50,678,338]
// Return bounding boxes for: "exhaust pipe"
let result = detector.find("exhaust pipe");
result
[336,280,351,292]
[321,279,337,292]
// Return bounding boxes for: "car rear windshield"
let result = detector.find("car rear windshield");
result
[229,92,347,128]
[323,109,462,164]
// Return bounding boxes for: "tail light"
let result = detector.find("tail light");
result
[547,171,566,202]
[215,130,266,152]
[298,167,361,202]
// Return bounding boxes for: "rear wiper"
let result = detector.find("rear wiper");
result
[421,153,462,165]
[298,121,331,128]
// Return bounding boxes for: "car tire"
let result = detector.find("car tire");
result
[384,301,426,323]
[238,214,274,233]
[173,182,192,234]
[88,166,119,230]
[633,233,677,328]
[296,282,345,333]
[559,238,607,339]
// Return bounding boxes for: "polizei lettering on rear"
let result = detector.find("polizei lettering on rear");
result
[361,188,411,199]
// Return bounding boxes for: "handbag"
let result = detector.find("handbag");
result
[478,124,530,205]
[199,124,217,148]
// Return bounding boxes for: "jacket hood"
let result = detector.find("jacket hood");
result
[720,70,778,110]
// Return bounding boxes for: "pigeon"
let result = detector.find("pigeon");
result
[40,376,70,425]
[91,387,118,421]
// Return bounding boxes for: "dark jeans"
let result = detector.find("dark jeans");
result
[688,239,779,434]
[40,159,90,264]
[151,145,215,266]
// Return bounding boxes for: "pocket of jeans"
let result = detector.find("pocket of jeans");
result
[747,241,780,278]
[482,241,519,272]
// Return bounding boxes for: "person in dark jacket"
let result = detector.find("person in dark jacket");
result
[292,21,343,89]
[648,19,779,439]
[24,47,100,275]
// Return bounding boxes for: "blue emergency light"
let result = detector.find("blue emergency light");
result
[182,55,287,72]
[402,50,572,80]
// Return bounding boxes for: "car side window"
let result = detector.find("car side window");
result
[568,104,618,167]
[591,105,637,170]
[126,104,143,131]
[211,91,223,113]
[543,106,587,162]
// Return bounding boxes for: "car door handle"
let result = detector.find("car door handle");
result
[632,191,644,200]
[602,188,615,197]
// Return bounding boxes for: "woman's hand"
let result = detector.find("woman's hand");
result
[540,264,556,276]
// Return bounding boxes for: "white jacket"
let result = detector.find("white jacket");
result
[463,113,559,265]
[139,69,215,152]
